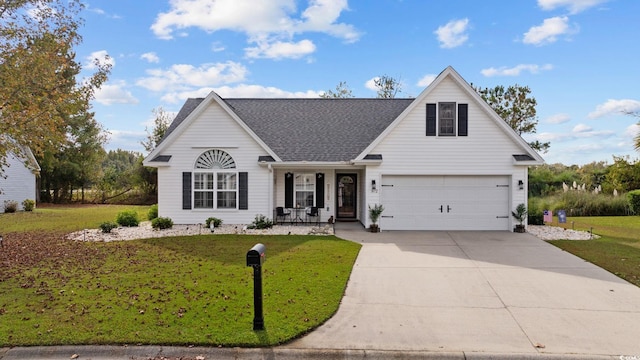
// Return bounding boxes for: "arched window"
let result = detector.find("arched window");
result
[195,149,236,169]
[193,150,237,209]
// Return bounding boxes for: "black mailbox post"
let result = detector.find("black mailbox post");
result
[246,243,266,330]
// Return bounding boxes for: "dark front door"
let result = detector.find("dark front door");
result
[337,174,357,219]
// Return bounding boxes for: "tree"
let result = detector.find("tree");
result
[38,112,107,203]
[139,107,172,201]
[320,81,354,98]
[374,75,402,98]
[473,84,550,153]
[141,107,172,153]
[0,0,110,173]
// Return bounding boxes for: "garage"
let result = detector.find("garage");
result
[380,175,511,231]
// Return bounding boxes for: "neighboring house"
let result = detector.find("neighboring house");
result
[143,66,544,231]
[0,144,40,212]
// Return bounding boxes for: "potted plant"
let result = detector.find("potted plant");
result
[512,203,528,233]
[368,204,384,233]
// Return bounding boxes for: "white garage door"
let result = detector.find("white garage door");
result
[380,175,510,231]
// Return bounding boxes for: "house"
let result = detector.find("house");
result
[0,144,40,212]
[143,66,544,231]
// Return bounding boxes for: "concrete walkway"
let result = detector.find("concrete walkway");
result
[284,223,640,358]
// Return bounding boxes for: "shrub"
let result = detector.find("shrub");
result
[148,204,159,220]
[151,217,173,230]
[628,190,640,215]
[3,200,18,213]
[247,214,273,230]
[205,217,223,229]
[530,191,631,217]
[527,198,544,225]
[99,221,118,233]
[116,210,139,227]
[22,199,35,212]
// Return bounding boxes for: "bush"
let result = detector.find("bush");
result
[527,198,545,225]
[22,199,35,212]
[99,221,118,233]
[205,217,223,229]
[628,190,640,215]
[151,217,173,230]
[3,200,18,213]
[148,204,159,220]
[247,214,273,230]
[116,210,139,227]
[529,191,631,217]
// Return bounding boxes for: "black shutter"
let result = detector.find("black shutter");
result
[426,103,436,136]
[458,104,468,136]
[239,172,248,210]
[315,173,325,208]
[182,172,192,210]
[284,172,293,208]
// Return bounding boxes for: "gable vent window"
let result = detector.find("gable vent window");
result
[188,149,247,210]
[426,103,468,137]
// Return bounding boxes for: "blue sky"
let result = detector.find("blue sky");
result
[77,0,640,165]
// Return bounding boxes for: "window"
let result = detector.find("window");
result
[439,102,456,136]
[194,173,214,208]
[192,150,237,209]
[426,103,468,137]
[295,173,315,207]
[217,172,237,209]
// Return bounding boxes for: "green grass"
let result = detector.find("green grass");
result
[0,235,359,346]
[547,216,640,287]
[0,205,151,233]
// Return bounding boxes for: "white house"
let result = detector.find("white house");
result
[0,144,40,212]
[143,66,544,231]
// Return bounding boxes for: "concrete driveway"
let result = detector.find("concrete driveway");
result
[285,224,640,358]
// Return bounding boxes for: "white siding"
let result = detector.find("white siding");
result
[157,102,271,224]
[0,152,38,212]
[363,75,530,229]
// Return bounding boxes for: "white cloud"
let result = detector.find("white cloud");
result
[625,123,640,138]
[417,74,437,87]
[245,38,316,59]
[573,123,592,133]
[523,16,575,46]
[481,64,553,77]
[546,113,571,124]
[211,42,226,52]
[537,0,609,14]
[150,0,360,59]
[105,129,146,153]
[94,81,139,105]
[85,50,115,69]
[136,61,248,92]
[140,52,160,63]
[434,18,469,49]
[161,84,323,103]
[588,99,640,118]
[364,77,379,92]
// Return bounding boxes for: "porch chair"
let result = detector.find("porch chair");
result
[305,206,320,226]
[275,207,291,225]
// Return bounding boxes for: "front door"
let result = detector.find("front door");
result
[336,174,357,219]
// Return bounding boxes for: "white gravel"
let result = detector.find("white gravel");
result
[527,225,600,241]
[67,221,334,242]
[66,222,596,242]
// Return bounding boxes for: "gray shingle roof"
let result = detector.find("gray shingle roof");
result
[164,97,414,162]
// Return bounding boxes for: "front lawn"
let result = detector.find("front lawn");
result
[547,216,640,287]
[0,206,361,347]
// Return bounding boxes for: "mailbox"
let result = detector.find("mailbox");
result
[246,243,266,267]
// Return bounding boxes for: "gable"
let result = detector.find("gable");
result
[358,66,543,166]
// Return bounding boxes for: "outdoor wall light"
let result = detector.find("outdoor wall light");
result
[518,180,524,190]
[371,179,377,191]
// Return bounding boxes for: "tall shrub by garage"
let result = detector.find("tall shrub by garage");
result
[628,190,640,215]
